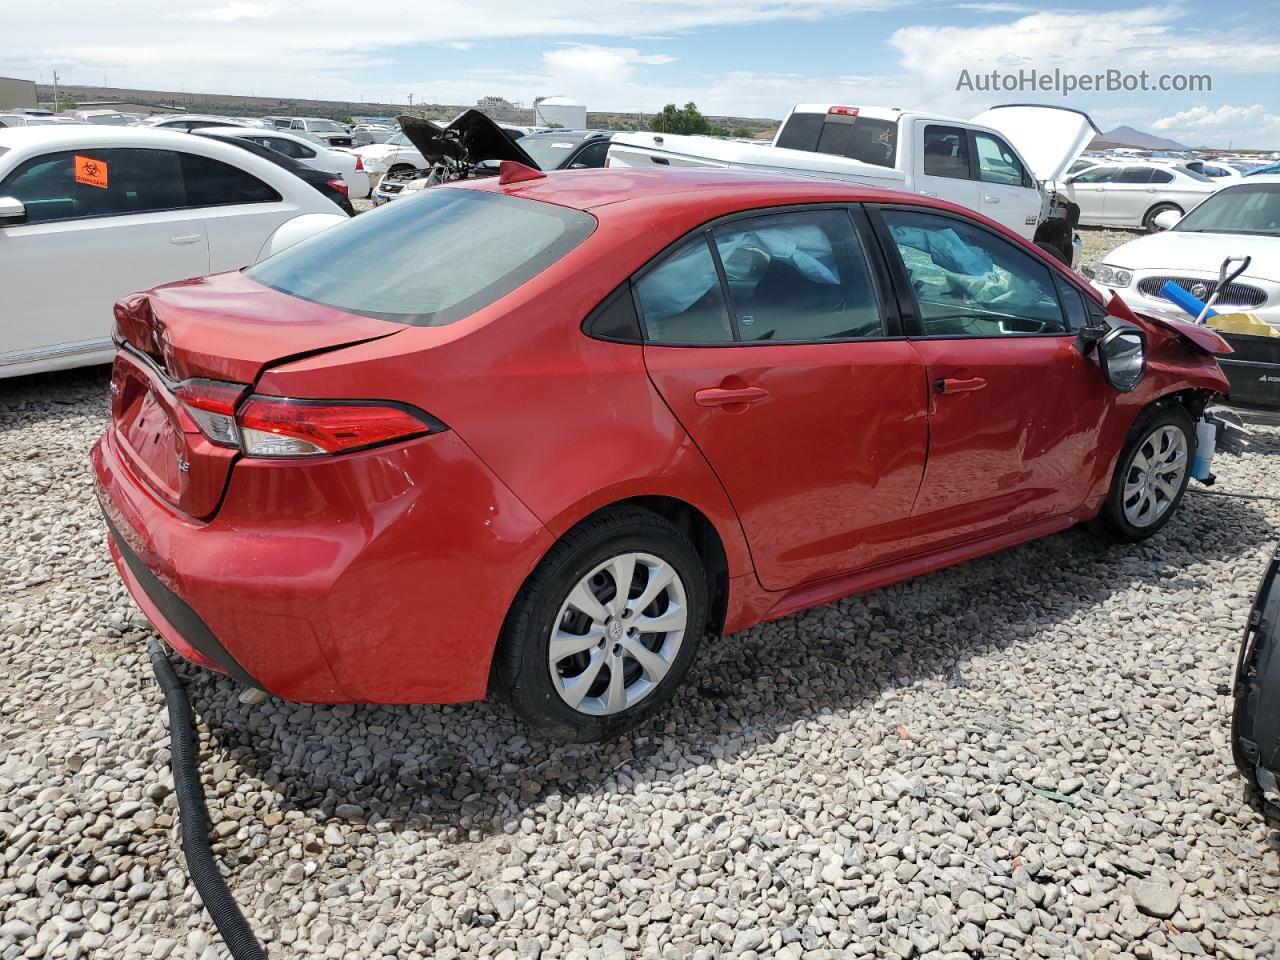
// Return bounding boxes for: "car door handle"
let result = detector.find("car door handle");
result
[694,386,770,407]
[983,195,1000,203]
[934,377,987,395]
[169,234,202,245]
[918,190,939,197]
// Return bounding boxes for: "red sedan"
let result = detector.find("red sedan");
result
[92,166,1230,741]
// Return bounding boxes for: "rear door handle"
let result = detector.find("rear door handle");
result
[170,234,202,245]
[694,386,770,407]
[919,190,938,197]
[934,377,987,395]
[983,195,1000,204]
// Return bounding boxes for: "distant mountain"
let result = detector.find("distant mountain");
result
[1091,125,1188,150]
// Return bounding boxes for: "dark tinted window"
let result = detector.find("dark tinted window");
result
[1149,168,1174,184]
[1116,166,1154,184]
[266,136,315,159]
[568,140,609,168]
[636,238,733,343]
[179,153,279,207]
[248,189,596,326]
[882,209,1066,336]
[1053,273,1087,331]
[923,125,971,180]
[775,112,824,151]
[0,148,186,223]
[585,284,643,341]
[712,210,883,342]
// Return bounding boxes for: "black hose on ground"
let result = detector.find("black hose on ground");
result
[147,637,268,960]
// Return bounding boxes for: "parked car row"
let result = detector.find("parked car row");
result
[1059,160,1222,231]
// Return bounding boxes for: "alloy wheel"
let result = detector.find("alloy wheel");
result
[548,552,688,716]
[1122,424,1189,528]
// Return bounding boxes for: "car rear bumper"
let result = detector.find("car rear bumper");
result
[92,425,555,704]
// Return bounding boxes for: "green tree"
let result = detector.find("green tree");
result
[731,126,754,139]
[652,102,711,135]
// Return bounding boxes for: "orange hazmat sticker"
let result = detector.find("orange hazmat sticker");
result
[75,155,109,189]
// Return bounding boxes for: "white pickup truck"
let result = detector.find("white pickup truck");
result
[606,103,1099,266]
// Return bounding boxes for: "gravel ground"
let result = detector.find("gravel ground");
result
[3,243,1280,960]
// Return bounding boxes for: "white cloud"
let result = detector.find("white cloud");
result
[951,3,1035,12]
[1152,103,1280,131]
[165,2,275,22]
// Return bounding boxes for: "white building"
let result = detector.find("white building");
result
[534,96,586,130]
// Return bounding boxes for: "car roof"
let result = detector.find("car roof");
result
[520,129,612,140]
[0,125,225,151]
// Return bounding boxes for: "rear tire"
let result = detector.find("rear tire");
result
[1035,239,1071,266]
[495,508,708,742]
[1098,404,1195,541]
[1143,202,1182,233]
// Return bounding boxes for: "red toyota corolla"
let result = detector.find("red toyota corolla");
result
[92,166,1230,741]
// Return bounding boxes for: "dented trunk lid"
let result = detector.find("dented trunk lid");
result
[110,270,403,518]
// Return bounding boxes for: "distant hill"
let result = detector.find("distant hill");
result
[1091,125,1188,151]
[35,83,780,138]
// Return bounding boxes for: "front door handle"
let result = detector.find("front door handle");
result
[694,386,770,407]
[919,190,938,197]
[983,195,1000,204]
[934,376,987,395]
[170,234,202,245]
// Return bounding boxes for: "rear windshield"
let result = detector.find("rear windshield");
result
[247,188,596,325]
[775,112,898,168]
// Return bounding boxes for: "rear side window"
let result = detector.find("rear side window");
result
[1116,167,1154,184]
[180,153,279,206]
[248,188,596,326]
[636,238,733,344]
[923,126,970,180]
[1150,169,1174,184]
[712,210,883,341]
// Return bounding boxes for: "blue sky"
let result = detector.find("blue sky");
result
[7,1,1280,147]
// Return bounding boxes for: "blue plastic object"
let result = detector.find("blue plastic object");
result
[1160,280,1218,321]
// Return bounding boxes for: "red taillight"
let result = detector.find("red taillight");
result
[326,179,349,196]
[175,379,248,447]
[353,155,364,171]
[827,105,859,116]
[236,396,442,457]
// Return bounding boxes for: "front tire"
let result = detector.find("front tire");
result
[495,508,708,742]
[1098,404,1195,541]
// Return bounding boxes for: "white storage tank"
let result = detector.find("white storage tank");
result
[535,96,586,130]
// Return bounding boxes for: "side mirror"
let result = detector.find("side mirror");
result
[0,196,26,225]
[1152,209,1181,231]
[1097,325,1147,392]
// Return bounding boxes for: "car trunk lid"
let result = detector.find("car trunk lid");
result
[970,104,1101,184]
[110,270,403,519]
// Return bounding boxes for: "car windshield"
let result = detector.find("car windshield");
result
[518,136,585,169]
[307,120,346,132]
[247,188,596,325]
[1174,183,1280,236]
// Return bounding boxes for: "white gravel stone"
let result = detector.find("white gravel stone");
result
[2,335,1279,959]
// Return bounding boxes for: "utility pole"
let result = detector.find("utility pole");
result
[408,93,414,110]
[52,70,60,113]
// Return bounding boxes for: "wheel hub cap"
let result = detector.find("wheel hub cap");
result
[548,552,688,717]
[1122,424,1189,528]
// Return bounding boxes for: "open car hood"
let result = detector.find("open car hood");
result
[970,104,1100,183]
[396,110,538,168]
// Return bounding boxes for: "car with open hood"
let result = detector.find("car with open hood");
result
[92,166,1229,741]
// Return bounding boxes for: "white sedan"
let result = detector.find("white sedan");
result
[0,126,349,379]
[1062,162,1221,231]
[351,132,427,184]
[1092,176,1280,326]
[200,126,371,199]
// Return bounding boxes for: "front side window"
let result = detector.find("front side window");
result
[569,140,610,168]
[712,210,883,342]
[923,126,971,180]
[636,238,733,343]
[1072,166,1117,184]
[179,153,279,207]
[248,188,596,326]
[881,209,1066,337]
[0,148,186,223]
[973,132,1026,186]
